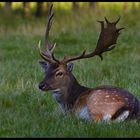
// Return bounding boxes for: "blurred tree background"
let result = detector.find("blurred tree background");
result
[0,2,140,34]
[0,2,139,18]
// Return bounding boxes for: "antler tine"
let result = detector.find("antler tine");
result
[105,17,110,24]
[38,40,54,63]
[62,16,123,64]
[114,15,120,25]
[38,4,60,64]
[62,50,87,63]
[45,4,54,50]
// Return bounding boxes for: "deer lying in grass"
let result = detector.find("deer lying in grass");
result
[38,4,140,122]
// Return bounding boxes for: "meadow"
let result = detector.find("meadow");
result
[0,3,140,137]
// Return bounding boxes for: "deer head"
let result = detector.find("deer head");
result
[38,4,74,92]
[38,4,124,92]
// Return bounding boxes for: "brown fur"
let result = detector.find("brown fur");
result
[72,85,140,121]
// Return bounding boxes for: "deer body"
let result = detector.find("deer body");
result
[51,76,140,122]
[38,4,140,122]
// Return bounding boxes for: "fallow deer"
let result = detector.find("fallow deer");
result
[38,4,140,122]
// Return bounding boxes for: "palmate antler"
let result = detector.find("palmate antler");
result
[39,4,124,64]
[61,16,124,63]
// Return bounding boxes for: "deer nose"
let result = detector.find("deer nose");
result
[39,82,46,90]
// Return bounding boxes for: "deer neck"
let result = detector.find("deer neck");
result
[52,75,90,112]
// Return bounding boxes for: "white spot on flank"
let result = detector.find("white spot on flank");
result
[97,90,102,92]
[105,95,110,98]
[94,101,98,105]
[96,90,102,94]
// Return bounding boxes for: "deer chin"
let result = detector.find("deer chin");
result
[51,88,61,93]
[44,85,61,92]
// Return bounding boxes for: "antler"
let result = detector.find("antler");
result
[61,16,124,63]
[38,4,60,64]
[39,4,124,65]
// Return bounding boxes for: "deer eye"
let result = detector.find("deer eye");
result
[55,71,63,77]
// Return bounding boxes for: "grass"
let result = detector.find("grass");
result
[0,5,140,137]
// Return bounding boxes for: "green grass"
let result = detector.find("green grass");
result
[0,6,140,137]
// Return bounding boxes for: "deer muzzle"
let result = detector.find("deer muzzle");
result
[39,81,51,91]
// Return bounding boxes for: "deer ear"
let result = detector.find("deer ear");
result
[38,60,48,70]
[67,63,73,72]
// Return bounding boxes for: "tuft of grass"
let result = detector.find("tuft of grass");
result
[0,5,140,137]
